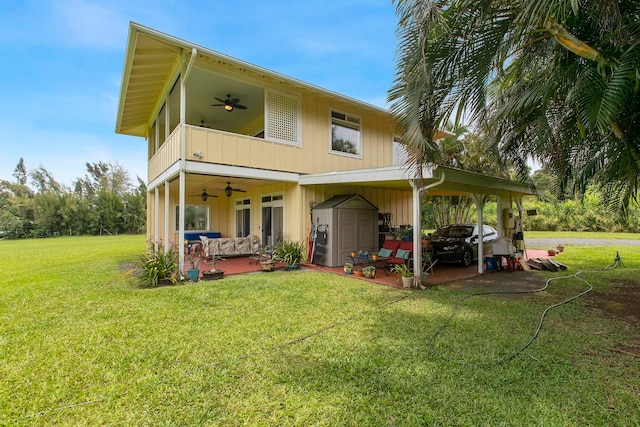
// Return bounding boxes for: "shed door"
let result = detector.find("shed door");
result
[337,209,376,264]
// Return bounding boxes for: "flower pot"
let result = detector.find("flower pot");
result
[353,270,363,277]
[187,268,200,282]
[344,269,353,275]
[556,244,565,253]
[363,272,376,279]
[285,264,300,270]
[401,276,413,288]
[201,269,224,280]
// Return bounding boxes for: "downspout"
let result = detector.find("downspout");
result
[177,48,197,272]
[410,170,445,288]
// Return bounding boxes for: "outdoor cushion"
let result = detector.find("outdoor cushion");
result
[395,248,411,260]
[377,248,393,257]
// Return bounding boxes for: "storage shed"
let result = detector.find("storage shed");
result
[311,194,378,267]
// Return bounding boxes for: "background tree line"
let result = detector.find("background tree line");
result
[418,125,640,232]
[0,158,146,238]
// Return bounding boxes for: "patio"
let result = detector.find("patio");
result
[188,249,552,288]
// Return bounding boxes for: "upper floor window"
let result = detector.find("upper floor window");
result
[265,89,301,146]
[393,136,410,166]
[330,110,361,157]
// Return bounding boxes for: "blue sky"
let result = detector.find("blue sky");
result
[0,0,399,187]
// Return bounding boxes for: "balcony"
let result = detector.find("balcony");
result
[148,124,307,183]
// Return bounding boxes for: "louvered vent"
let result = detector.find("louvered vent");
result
[265,90,300,145]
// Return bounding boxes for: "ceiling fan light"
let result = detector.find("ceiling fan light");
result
[224,104,233,111]
[201,191,208,201]
[224,187,232,197]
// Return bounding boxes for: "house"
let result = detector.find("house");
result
[115,22,535,281]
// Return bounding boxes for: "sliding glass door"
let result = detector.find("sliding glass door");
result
[261,194,284,246]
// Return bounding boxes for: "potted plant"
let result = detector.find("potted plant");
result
[391,263,414,288]
[274,240,305,269]
[362,265,376,278]
[201,254,224,280]
[135,241,179,287]
[185,243,205,282]
[398,225,413,241]
[343,262,354,274]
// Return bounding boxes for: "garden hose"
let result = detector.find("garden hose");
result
[429,270,595,366]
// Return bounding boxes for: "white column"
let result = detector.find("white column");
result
[471,194,485,274]
[164,181,170,254]
[154,187,159,252]
[411,181,422,289]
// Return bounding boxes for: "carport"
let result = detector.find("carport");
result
[299,163,536,287]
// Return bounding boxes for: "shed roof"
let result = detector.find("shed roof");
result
[313,194,378,211]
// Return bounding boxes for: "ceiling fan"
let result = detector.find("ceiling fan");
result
[211,94,247,112]
[190,189,217,201]
[220,182,246,197]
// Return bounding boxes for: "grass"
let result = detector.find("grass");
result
[525,230,640,240]
[1,234,639,425]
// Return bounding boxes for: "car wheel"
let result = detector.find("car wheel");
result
[461,248,473,267]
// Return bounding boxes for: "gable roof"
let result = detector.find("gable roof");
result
[313,194,378,211]
[116,22,394,137]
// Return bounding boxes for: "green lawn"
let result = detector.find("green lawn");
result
[1,235,639,425]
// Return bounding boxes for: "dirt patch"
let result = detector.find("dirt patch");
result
[586,278,640,326]
[443,272,640,327]
[442,270,550,293]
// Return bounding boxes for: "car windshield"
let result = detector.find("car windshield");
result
[432,225,474,238]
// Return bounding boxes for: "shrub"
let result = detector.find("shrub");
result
[136,241,179,287]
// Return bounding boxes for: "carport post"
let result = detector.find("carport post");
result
[410,171,445,288]
[471,193,485,274]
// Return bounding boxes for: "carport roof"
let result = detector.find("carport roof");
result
[298,164,536,199]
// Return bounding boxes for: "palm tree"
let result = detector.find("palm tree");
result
[389,0,640,219]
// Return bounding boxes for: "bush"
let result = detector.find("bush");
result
[136,241,179,287]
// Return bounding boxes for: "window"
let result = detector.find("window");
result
[175,205,209,231]
[330,110,361,156]
[265,89,300,145]
[235,199,251,237]
[392,136,410,166]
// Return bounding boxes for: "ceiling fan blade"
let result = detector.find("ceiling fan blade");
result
[231,187,246,192]
[214,97,226,103]
[229,98,240,104]
[211,103,225,107]
[234,104,247,109]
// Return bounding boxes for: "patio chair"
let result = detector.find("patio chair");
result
[385,240,413,272]
[248,244,274,264]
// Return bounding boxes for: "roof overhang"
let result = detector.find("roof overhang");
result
[299,164,536,199]
[115,22,402,138]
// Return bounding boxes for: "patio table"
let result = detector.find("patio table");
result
[349,255,390,275]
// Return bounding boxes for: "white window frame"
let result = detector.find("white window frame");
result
[329,109,362,158]
[175,204,209,232]
[235,198,252,237]
[264,88,302,146]
[392,135,410,166]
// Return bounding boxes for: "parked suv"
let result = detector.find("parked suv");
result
[427,224,498,267]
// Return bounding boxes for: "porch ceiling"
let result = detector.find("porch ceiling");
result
[115,23,397,139]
